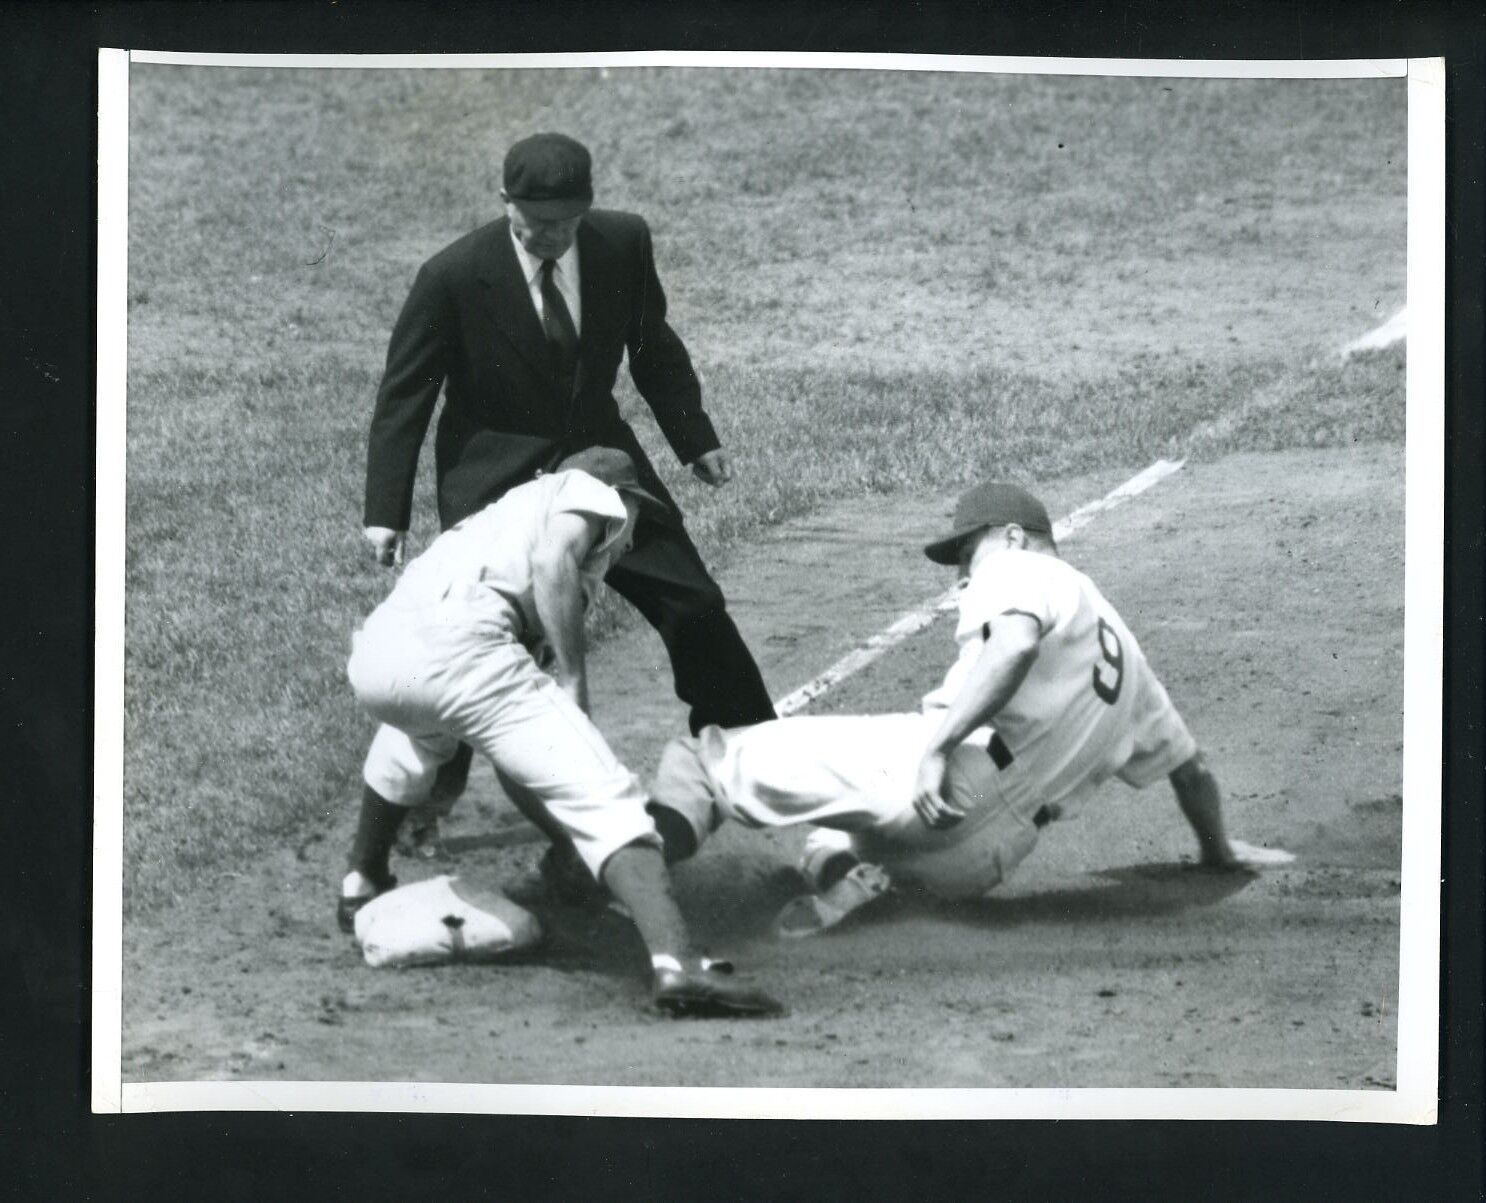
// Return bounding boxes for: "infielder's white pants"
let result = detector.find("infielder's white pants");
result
[652,713,1043,900]
[347,600,657,878]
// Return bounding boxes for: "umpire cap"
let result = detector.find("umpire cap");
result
[503,133,594,220]
[923,481,1053,564]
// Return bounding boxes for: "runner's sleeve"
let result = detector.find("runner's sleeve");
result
[1114,660,1199,787]
[959,551,1068,640]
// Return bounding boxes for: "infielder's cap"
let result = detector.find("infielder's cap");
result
[503,133,594,220]
[556,446,667,517]
[923,480,1053,564]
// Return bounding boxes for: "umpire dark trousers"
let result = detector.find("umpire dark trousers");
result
[604,514,775,732]
[428,512,776,803]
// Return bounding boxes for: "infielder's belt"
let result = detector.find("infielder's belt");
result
[986,733,1052,829]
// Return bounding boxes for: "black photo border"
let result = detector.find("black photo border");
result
[3,1,1480,1196]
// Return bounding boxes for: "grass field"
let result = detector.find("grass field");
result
[123,65,1405,915]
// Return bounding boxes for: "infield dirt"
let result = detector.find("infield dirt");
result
[122,442,1403,1090]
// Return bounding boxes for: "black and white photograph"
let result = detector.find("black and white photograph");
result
[93,50,1442,1119]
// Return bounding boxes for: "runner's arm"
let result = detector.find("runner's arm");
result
[914,613,1042,828]
[1168,753,1233,862]
[926,613,1042,755]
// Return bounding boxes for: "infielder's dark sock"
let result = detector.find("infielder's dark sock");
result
[347,785,409,883]
[430,741,474,804]
[646,802,699,864]
[405,741,475,833]
[815,852,861,893]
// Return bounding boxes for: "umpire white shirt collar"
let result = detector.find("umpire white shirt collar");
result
[509,227,582,336]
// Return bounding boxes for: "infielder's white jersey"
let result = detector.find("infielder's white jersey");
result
[381,469,630,646]
[921,547,1195,816]
[350,469,657,876]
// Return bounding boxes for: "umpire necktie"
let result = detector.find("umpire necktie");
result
[539,258,580,402]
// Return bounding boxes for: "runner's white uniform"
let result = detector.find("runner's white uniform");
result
[350,470,659,877]
[653,547,1196,897]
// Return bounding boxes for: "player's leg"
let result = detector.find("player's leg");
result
[488,763,614,908]
[685,713,934,831]
[487,762,583,845]
[398,742,474,860]
[772,828,893,939]
[602,839,782,1016]
[799,828,863,891]
[650,730,889,935]
[339,723,461,930]
[598,840,694,961]
[647,733,730,864]
[340,615,463,928]
[604,519,775,734]
[449,649,657,878]
[649,713,935,866]
[652,716,930,938]
[449,644,782,1016]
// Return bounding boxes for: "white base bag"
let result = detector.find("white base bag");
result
[354,875,543,969]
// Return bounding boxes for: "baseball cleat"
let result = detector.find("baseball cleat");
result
[652,963,784,1019]
[773,862,892,939]
[336,870,397,934]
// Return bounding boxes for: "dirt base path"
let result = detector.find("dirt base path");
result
[122,444,1403,1090]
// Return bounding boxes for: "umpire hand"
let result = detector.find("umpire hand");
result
[363,526,406,567]
[690,448,735,487]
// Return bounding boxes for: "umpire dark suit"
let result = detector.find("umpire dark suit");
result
[363,138,775,744]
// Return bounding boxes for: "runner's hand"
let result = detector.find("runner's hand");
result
[1200,838,1296,872]
[912,750,965,830]
[691,449,734,487]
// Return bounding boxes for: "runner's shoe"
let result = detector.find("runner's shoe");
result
[772,862,892,939]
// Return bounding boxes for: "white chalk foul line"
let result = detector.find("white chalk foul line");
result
[772,458,1187,717]
[1340,307,1407,359]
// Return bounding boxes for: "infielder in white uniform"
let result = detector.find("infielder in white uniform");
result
[337,447,782,1016]
[650,480,1291,936]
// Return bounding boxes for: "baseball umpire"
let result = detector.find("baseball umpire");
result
[649,480,1293,936]
[361,131,776,840]
[339,447,782,1017]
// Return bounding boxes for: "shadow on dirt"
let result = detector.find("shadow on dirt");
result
[509,858,1259,967]
[917,861,1258,929]
[487,859,803,976]
[501,905,648,976]
[513,860,808,958]
[681,864,808,944]
[428,825,539,857]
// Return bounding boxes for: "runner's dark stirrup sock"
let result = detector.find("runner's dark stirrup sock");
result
[646,801,700,864]
[348,785,410,882]
[816,851,861,893]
